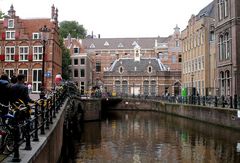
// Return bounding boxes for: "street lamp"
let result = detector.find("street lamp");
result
[39,25,50,99]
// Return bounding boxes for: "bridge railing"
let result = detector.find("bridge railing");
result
[100,94,240,109]
[0,83,72,162]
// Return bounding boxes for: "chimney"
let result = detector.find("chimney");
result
[98,34,100,38]
[51,5,55,19]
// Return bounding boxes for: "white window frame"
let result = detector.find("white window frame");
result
[5,46,15,61]
[80,58,85,65]
[33,46,43,61]
[18,69,28,82]
[6,30,15,40]
[19,46,29,61]
[8,19,14,28]
[32,68,42,93]
[32,33,40,39]
[4,69,14,79]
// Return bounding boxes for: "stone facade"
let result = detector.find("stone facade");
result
[214,0,240,96]
[181,2,216,96]
[0,5,62,92]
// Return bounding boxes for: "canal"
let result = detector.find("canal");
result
[66,111,240,163]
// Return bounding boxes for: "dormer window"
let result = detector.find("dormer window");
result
[8,19,14,28]
[147,66,152,73]
[119,66,124,74]
[90,43,95,48]
[118,43,124,48]
[104,41,109,46]
[74,47,79,54]
[32,33,40,39]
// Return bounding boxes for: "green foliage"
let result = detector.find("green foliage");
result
[0,11,6,19]
[59,21,87,39]
[59,37,71,80]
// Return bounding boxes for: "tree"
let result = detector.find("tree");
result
[0,11,6,19]
[59,37,71,80]
[59,21,87,39]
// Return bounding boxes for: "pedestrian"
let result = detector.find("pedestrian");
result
[27,83,32,93]
[10,75,17,84]
[0,74,11,115]
[11,74,33,105]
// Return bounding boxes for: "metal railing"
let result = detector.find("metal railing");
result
[0,84,70,162]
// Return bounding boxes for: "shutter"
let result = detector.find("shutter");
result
[14,55,19,61]
[2,32,5,40]
[3,20,7,28]
[28,54,33,61]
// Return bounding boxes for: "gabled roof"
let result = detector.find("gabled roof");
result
[82,37,169,50]
[108,58,168,72]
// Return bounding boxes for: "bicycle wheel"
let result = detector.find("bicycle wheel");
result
[5,134,14,152]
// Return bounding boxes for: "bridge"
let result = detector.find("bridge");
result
[1,83,240,162]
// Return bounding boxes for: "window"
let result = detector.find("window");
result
[119,66,124,74]
[224,0,228,17]
[32,33,40,39]
[6,31,15,40]
[33,46,43,61]
[178,54,182,63]
[96,62,101,72]
[4,69,14,79]
[218,35,224,61]
[80,82,85,94]
[74,48,79,54]
[74,59,78,65]
[80,69,85,77]
[74,69,78,77]
[5,46,15,61]
[19,46,29,61]
[32,69,42,92]
[176,40,179,47]
[8,19,14,28]
[147,66,152,73]
[122,81,128,94]
[80,58,85,65]
[18,69,28,81]
[143,80,149,95]
[172,55,176,63]
[115,81,121,94]
[210,31,215,41]
[225,33,230,59]
[218,0,224,20]
[150,81,156,96]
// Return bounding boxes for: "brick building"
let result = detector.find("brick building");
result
[214,0,240,96]
[81,26,182,96]
[0,5,62,93]
[64,34,93,94]
[181,2,216,96]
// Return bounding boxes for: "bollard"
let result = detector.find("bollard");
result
[197,96,200,105]
[234,94,237,109]
[230,96,233,108]
[203,96,206,106]
[214,96,218,107]
[222,96,225,108]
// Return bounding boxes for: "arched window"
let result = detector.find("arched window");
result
[143,80,149,95]
[122,80,128,95]
[224,0,228,17]
[115,80,121,94]
[218,35,224,61]
[220,71,225,96]
[225,32,230,59]
[218,0,224,20]
[225,70,230,95]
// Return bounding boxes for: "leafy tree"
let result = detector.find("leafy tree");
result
[59,37,71,80]
[59,21,87,39]
[0,11,6,19]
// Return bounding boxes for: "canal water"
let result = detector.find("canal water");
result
[67,111,240,163]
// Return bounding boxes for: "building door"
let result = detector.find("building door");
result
[131,86,140,96]
[32,69,42,93]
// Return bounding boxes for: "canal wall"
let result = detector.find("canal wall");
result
[106,98,240,130]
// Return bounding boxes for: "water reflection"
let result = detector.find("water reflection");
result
[70,111,240,163]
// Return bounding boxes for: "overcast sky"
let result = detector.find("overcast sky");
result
[0,0,213,38]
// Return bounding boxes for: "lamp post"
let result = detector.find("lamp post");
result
[39,25,50,99]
